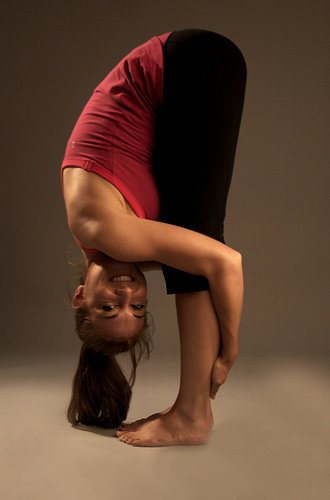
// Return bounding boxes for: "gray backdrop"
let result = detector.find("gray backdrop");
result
[1,2,329,499]
[1,0,328,362]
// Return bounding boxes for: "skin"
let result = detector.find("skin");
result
[63,167,242,446]
[71,253,149,340]
[65,167,161,340]
[117,290,222,446]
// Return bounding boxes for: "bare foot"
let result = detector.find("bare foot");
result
[116,408,213,447]
[118,406,173,431]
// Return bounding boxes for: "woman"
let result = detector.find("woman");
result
[61,28,247,446]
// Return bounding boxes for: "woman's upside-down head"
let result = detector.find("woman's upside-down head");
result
[66,252,155,429]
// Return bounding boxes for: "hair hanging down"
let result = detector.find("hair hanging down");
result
[64,253,155,429]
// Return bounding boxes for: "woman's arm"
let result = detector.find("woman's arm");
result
[70,209,238,278]
[71,210,238,279]
[71,209,243,363]
[208,255,243,363]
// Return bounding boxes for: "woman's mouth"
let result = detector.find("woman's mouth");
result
[109,274,135,282]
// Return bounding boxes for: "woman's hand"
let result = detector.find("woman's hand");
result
[210,355,235,399]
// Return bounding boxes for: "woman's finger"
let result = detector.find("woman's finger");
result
[210,383,221,399]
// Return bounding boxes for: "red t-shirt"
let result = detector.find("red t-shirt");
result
[60,31,173,252]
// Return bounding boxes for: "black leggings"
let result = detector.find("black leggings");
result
[151,29,247,295]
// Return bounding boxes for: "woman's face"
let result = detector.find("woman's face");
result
[73,254,148,341]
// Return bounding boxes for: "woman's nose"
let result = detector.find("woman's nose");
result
[114,285,132,295]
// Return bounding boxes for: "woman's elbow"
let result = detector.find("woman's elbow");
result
[212,247,242,277]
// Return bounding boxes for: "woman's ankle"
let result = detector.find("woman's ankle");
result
[171,397,213,424]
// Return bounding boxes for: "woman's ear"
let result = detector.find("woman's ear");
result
[72,285,85,309]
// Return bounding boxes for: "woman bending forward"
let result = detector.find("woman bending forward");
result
[61,29,247,447]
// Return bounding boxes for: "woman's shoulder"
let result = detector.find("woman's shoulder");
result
[62,167,133,227]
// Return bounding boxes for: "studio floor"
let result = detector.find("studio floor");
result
[1,350,329,500]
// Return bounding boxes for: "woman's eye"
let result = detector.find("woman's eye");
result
[102,306,115,312]
[102,305,145,311]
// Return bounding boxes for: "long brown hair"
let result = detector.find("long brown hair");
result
[64,251,154,428]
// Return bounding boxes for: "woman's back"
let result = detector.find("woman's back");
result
[60,31,173,228]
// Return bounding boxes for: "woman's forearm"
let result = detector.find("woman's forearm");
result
[207,254,244,364]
